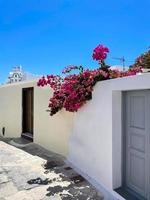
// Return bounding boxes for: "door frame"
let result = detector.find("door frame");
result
[22,87,34,140]
[122,91,126,188]
[122,90,150,200]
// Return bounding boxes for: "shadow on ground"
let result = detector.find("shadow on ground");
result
[26,153,102,199]
[0,137,103,200]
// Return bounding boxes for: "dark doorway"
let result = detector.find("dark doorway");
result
[22,87,34,141]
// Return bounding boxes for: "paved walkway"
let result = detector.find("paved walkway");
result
[0,140,103,200]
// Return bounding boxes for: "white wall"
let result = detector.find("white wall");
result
[34,85,74,155]
[0,80,74,156]
[2,73,150,195]
[69,82,113,189]
[0,85,22,138]
[68,73,150,195]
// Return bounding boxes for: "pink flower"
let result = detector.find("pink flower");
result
[37,76,47,87]
[92,44,109,61]
[62,65,79,74]
[37,44,140,116]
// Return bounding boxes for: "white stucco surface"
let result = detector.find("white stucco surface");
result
[68,73,150,197]
[0,80,74,156]
[1,73,150,198]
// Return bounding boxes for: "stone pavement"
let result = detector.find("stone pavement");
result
[0,140,104,200]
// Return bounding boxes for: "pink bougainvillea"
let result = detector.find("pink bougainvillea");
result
[38,67,109,115]
[62,65,83,74]
[38,44,140,116]
[92,44,109,62]
[134,49,150,69]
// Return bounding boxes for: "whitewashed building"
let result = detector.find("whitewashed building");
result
[8,66,24,83]
[7,66,40,84]
[1,73,150,199]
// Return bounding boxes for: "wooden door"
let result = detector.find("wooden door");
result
[22,87,34,137]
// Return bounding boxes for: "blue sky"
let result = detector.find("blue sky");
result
[0,0,150,83]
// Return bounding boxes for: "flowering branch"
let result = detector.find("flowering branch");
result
[37,44,140,116]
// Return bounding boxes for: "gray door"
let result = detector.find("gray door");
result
[124,90,150,199]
